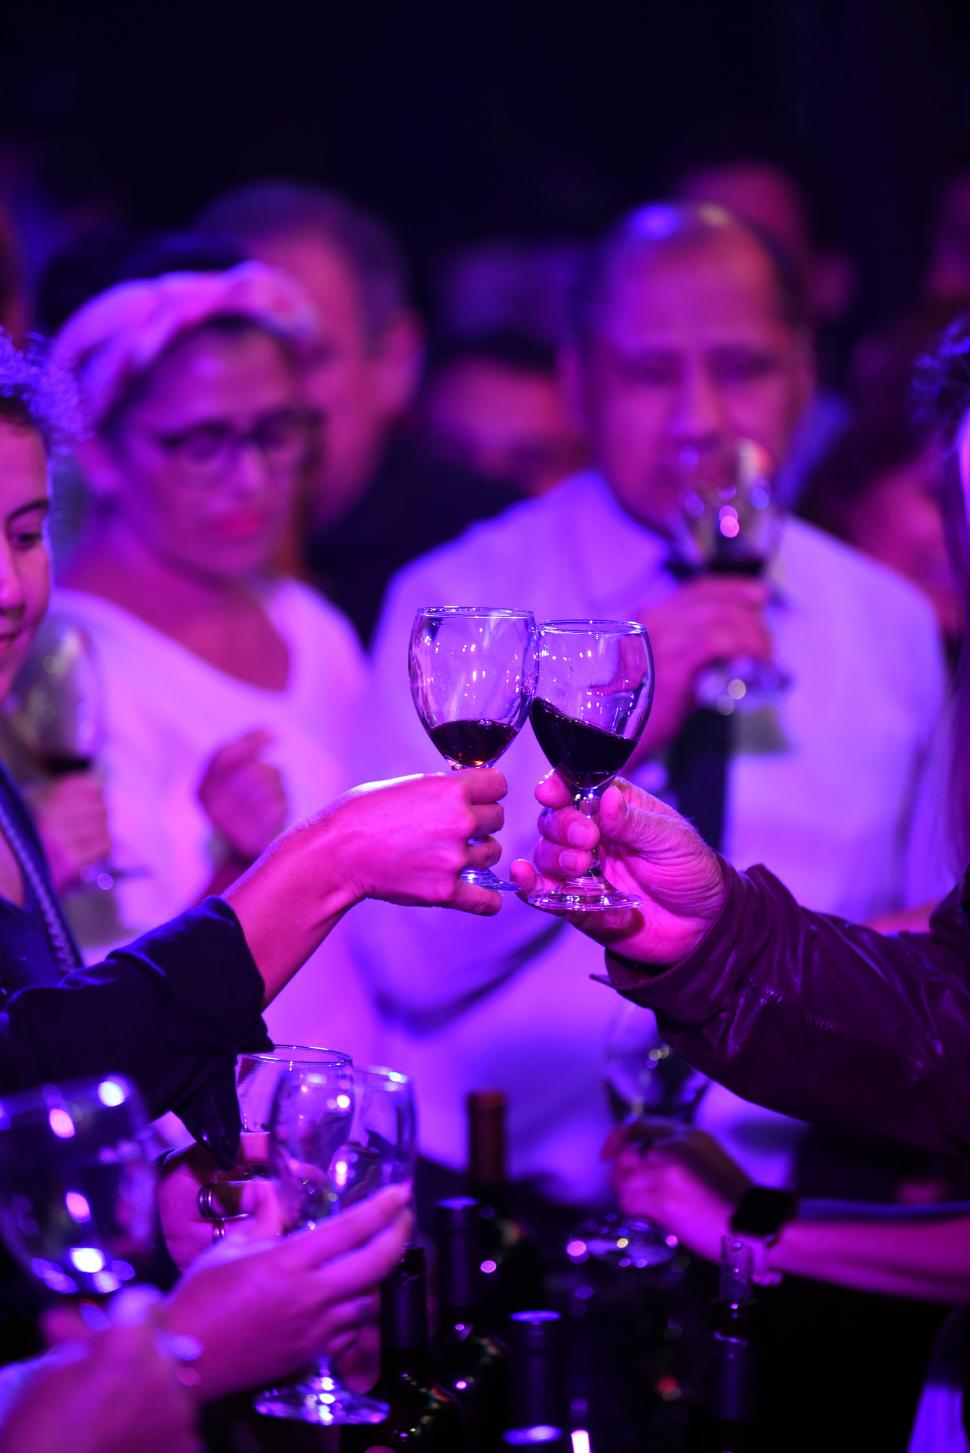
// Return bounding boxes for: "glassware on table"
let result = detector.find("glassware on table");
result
[0,1075,156,1298]
[254,1063,417,1426]
[670,438,789,715]
[568,1002,710,1270]
[3,615,141,890]
[527,618,654,912]
[409,606,538,892]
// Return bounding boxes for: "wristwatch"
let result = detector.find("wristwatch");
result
[728,1186,797,1286]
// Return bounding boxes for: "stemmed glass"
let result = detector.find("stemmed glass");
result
[671,439,789,714]
[254,1063,417,1426]
[409,606,538,891]
[527,619,654,912]
[4,615,139,889]
[0,1075,157,1299]
[569,1003,710,1270]
[236,1043,351,1173]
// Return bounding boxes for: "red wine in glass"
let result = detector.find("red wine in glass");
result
[409,607,537,892]
[527,619,653,913]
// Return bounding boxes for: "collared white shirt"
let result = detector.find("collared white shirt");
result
[353,472,950,1202]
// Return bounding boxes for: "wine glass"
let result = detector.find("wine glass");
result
[671,439,789,714]
[254,1063,416,1426]
[409,606,538,891]
[527,619,653,912]
[0,1075,156,1299]
[568,1003,710,1270]
[3,615,139,890]
[236,1043,352,1154]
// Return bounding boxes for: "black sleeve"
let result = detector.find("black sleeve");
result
[0,897,271,1166]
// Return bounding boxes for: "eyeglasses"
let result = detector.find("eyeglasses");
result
[143,407,319,480]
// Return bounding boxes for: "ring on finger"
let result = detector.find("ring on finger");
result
[197,1182,223,1221]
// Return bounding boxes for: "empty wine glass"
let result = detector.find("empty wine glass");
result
[4,615,140,889]
[409,606,537,891]
[671,439,789,714]
[254,1063,416,1426]
[0,1075,156,1298]
[568,1003,710,1270]
[527,619,653,912]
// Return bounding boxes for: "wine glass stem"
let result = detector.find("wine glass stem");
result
[576,788,607,882]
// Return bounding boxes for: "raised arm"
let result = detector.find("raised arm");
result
[516,772,970,1157]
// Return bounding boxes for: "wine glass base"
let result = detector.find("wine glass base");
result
[569,1213,678,1270]
[527,881,642,913]
[462,865,519,892]
[254,1376,389,1425]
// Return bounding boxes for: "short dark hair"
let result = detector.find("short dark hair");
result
[0,332,80,453]
[196,180,411,339]
[569,202,809,346]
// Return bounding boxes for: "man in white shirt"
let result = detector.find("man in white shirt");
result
[354,203,949,1206]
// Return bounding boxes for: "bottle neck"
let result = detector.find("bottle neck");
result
[467,1090,507,1202]
[435,1197,483,1325]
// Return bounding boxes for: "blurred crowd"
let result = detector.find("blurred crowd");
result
[2,124,970,1451]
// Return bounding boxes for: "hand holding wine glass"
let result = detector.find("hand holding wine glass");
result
[255,1061,416,1426]
[670,439,789,714]
[527,619,654,912]
[409,606,536,891]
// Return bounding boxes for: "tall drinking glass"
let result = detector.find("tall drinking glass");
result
[409,606,537,891]
[527,619,653,911]
[236,1043,351,1174]
[254,1063,416,1426]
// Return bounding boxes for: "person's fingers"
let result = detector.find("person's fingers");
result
[463,767,508,803]
[470,801,505,836]
[316,1290,380,1337]
[207,729,275,769]
[536,805,597,849]
[448,880,503,916]
[285,1185,412,1269]
[306,1208,413,1300]
[533,838,594,879]
[534,770,575,809]
[465,836,501,869]
[510,859,537,893]
[42,1301,98,1347]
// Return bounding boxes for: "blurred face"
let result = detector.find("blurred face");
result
[574,232,813,533]
[423,358,585,496]
[0,422,51,699]
[847,442,962,644]
[245,232,403,520]
[108,326,307,581]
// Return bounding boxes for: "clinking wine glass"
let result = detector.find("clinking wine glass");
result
[570,1003,710,1270]
[236,1043,352,1176]
[4,615,141,889]
[0,1075,157,1300]
[255,1062,417,1426]
[527,619,654,912]
[409,606,537,892]
[671,438,789,714]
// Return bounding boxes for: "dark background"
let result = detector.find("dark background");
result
[2,0,969,330]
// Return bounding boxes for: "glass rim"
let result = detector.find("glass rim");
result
[538,618,650,635]
[412,605,536,621]
[239,1043,352,1067]
[356,1064,412,1087]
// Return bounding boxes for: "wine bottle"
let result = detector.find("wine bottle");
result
[341,1246,468,1452]
[697,1237,758,1453]
[502,1310,570,1451]
[433,1196,509,1449]
[466,1090,545,1319]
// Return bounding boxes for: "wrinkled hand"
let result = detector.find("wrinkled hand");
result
[331,770,507,917]
[607,1123,752,1264]
[161,1184,412,1402]
[197,729,288,863]
[632,579,772,758]
[512,773,726,962]
[8,1289,202,1453]
[157,1141,284,1270]
[27,773,112,895]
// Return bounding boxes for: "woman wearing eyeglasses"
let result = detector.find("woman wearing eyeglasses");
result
[47,262,379,1063]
